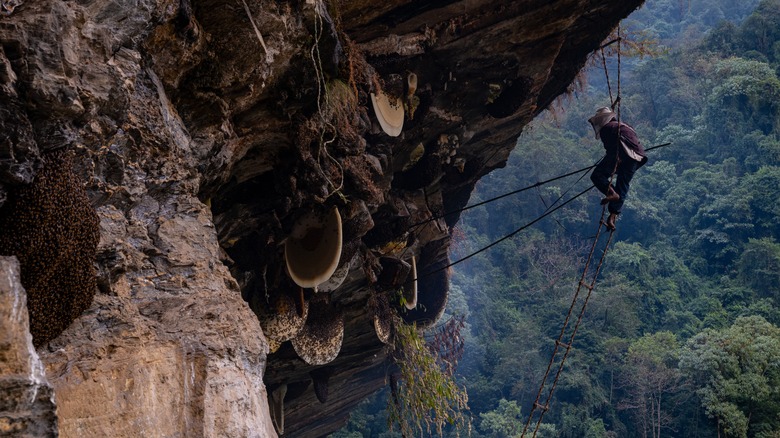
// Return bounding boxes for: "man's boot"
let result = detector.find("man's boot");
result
[600,187,620,205]
[605,213,618,231]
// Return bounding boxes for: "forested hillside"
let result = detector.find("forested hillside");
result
[333,0,780,436]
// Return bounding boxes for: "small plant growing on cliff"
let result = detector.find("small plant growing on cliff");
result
[388,320,470,436]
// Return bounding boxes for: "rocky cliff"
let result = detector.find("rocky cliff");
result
[0,0,642,436]
[0,257,57,437]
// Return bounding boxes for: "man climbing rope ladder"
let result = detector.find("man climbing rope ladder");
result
[588,107,647,231]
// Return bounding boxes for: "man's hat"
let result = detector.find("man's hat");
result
[588,107,616,140]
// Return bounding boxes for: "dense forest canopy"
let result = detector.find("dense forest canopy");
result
[333,0,780,436]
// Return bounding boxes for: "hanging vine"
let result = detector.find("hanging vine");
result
[388,321,470,436]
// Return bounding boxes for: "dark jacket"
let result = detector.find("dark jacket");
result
[599,121,648,167]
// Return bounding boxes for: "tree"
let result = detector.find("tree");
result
[680,316,780,437]
[704,57,780,144]
[617,332,685,438]
[737,238,780,299]
[479,398,524,437]
[737,0,780,58]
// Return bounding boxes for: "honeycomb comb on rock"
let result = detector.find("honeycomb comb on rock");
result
[0,149,100,347]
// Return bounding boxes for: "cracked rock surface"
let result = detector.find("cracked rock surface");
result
[0,257,57,438]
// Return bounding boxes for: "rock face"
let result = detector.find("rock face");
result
[0,257,57,437]
[0,0,642,437]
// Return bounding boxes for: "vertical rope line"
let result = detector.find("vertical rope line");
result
[610,25,622,206]
[521,219,604,436]
[616,25,621,117]
[611,25,621,192]
[601,47,613,105]
[533,228,615,436]
[524,25,624,436]
[311,1,324,118]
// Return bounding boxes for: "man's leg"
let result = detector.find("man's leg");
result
[590,156,618,198]
[607,159,639,215]
[604,159,639,230]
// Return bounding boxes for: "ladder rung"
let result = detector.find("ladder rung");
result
[578,280,593,291]
[526,215,614,425]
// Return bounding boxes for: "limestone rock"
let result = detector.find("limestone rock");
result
[0,257,57,438]
[0,1,277,436]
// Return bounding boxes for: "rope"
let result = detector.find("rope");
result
[410,142,669,230]
[538,163,593,217]
[240,0,270,59]
[522,24,624,437]
[407,142,669,282]
[600,47,613,105]
[616,26,621,114]
[417,185,594,280]
[410,162,599,229]
[521,214,615,436]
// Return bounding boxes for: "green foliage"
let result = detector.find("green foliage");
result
[617,333,684,436]
[329,393,404,438]
[737,0,780,59]
[626,0,762,48]
[705,58,780,141]
[680,316,780,437]
[737,238,780,298]
[584,419,609,438]
[478,399,523,437]
[388,322,470,436]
